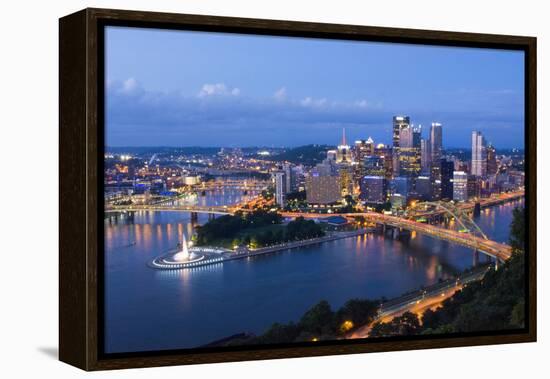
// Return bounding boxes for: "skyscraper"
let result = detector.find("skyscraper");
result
[471,131,487,177]
[283,163,297,194]
[398,124,421,178]
[336,128,352,163]
[392,116,410,176]
[305,172,341,204]
[359,176,385,204]
[440,159,454,200]
[393,116,410,148]
[453,171,468,202]
[353,137,375,182]
[374,144,394,180]
[274,171,286,206]
[363,155,385,177]
[421,138,431,173]
[486,143,497,176]
[430,122,443,200]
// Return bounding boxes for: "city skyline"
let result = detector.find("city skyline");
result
[106,27,525,148]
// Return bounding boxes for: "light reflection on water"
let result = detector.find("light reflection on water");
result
[104,193,523,353]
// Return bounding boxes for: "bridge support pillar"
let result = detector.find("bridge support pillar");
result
[190,212,198,221]
[473,202,481,217]
[473,249,479,267]
[397,229,411,242]
[208,213,215,220]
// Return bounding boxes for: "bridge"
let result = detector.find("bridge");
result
[105,204,235,215]
[355,212,512,261]
[408,190,524,221]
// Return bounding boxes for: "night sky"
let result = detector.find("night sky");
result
[105,26,525,149]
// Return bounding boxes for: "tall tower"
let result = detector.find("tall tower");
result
[486,143,497,176]
[398,124,421,178]
[336,128,352,163]
[274,171,286,207]
[430,122,443,199]
[393,116,410,148]
[471,131,487,177]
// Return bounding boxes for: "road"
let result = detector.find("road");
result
[348,267,490,339]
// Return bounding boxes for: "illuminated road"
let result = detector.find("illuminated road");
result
[348,267,489,339]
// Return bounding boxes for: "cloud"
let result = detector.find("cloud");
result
[105,78,524,148]
[300,97,328,108]
[273,87,287,101]
[120,78,138,94]
[197,83,241,98]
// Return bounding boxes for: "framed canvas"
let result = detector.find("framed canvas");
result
[59,8,537,371]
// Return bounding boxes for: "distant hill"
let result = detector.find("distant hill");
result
[258,144,333,166]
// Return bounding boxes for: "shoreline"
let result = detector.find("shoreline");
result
[149,228,375,270]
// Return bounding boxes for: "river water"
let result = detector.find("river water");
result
[104,190,523,353]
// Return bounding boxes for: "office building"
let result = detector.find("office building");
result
[415,176,432,200]
[274,171,286,206]
[360,176,386,204]
[305,172,341,204]
[430,122,443,199]
[421,138,431,173]
[440,159,454,200]
[374,144,394,180]
[471,131,487,177]
[393,116,411,148]
[453,171,468,201]
[389,176,410,199]
[486,143,497,176]
[336,128,352,163]
[467,175,481,199]
[398,124,421,178]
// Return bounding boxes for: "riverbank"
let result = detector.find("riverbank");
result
[149,227,375,270]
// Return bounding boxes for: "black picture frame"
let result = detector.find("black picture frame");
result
[59,7,537,371]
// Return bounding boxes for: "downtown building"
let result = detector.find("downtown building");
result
[397,123,421,178]
[305,171,341,205]
[471,131,487,177]
[359,176,386,204]
[392,116,410,177]
[440,158,454,200]
[430,122,443,200]
[452,171,468,202]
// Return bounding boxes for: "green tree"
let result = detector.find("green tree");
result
[299,300,335,335]
[510,207,525,252]
[336,299,378,333]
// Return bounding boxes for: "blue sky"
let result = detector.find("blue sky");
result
[105,26,525,149]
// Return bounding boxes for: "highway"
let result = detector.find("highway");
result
[348,266,491,339]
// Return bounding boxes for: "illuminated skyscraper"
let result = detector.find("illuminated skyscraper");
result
[336,128,352,163]
[359,176,385,204]
[430,122,443,199]
[353,137,375,182]
[398,124,421,178]
[306,172,341,204]
[486,143,497,176]
[283,162,298,193]
[274,171,286,206]
[421,139,431,173]
[393,116,410,148]
[440,159,454,200]
[471,131,487,177]
[374,144,394,180]
[453,171,468,201]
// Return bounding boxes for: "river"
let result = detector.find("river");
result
[103,189,523,353]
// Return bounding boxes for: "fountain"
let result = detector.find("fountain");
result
[173,233,192,262]
[149,232,231,270]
